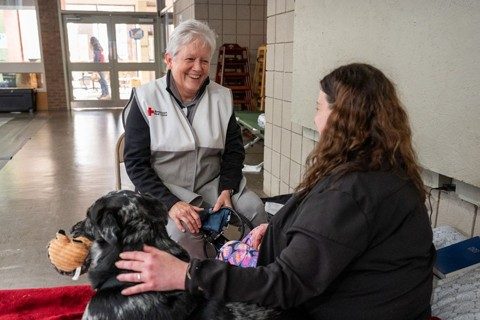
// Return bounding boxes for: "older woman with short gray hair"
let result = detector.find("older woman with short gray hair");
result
[123,19,266,259]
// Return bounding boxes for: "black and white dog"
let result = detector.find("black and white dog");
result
[71,190,294,320]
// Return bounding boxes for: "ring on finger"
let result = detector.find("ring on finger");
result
[137,273,141,281]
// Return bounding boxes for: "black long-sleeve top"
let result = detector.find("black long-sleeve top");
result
[186,170,435,320]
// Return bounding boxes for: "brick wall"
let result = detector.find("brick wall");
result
[37,0,67,109]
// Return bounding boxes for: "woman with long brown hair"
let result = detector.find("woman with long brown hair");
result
[116,63,435,320]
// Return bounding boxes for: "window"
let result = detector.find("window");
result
[0,0,44,89]
[60,0,157,13]
[0,2,41,63]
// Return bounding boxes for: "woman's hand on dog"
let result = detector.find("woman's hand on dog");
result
[116,245,188,295]
[169,201,203,233]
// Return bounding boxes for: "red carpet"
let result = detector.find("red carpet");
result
[0,285,442,320]
[0,285,94,320]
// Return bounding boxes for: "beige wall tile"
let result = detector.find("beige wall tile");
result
[275,13,286,43]
[274,71,283,100]
[290,159,301,188]
[272,125,282,153]
[195,4,208,19]
[266,16,275,44]
[265,71,274,97]
[208,19,222,35]
[263,171,272,196]
[208,4,222,19]
[275,0,286,14]
[250,35,265,51]
[281,127,291,156]
[223,5,236,20]
[263,146,272,173]
[280,181,290,194]
[266,44,275,71]
[264,122,273,148]
[237,5,250,19]
[290,132,302,163]
[251,20,265,36]
[265,96,273,124]
[267,0,275,17]
[273,98,282,126]
[291,121,302,134]
[173,0,185,12]
[223,20,236,34]
[271,175,280,196]
[285,0,294,11]
[237,35,250,48]
[237,20,250,35]
[303,126,315,140]
[237,0,250,4]
[283,42,293,72]
[284,11,294,42]
[271,150,281,178]
[252,0,266,6]
[221,0,236,4]
[281,155,290,183]
[251,5,265,20]
[301,136,314,165]
[208,0,222,3]
[283,72,292,101]
[223,34,236,44]
[274,43,284,71]
[281,100,291,130]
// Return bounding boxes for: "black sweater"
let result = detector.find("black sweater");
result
[186,170,435,320]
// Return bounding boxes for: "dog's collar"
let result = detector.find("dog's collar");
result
[96,276,124,291]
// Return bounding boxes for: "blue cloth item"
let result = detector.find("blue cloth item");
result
[200,207,231,234]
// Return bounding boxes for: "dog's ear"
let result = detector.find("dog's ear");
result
[136,193,169,226]
[86,198,120,246]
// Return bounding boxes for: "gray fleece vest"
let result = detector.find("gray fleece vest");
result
[134,75,233,192]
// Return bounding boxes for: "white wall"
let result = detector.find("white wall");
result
[291,0,480,189]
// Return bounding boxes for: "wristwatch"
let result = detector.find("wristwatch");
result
[227,189,235,196]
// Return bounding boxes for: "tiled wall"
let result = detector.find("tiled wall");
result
[263,0,298,196]
[174,0,267,80]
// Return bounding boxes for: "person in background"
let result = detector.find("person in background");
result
[116,63,435,320]
[123,19,267,259]
[90,36,109,99]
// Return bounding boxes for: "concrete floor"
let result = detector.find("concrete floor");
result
[0,109,264,289]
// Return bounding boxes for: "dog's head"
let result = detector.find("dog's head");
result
[71,190,189,289]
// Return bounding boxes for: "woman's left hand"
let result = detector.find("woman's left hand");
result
[115,245,188,295]
[212,189,233,212]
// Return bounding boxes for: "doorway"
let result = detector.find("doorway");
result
[62,13,162,109]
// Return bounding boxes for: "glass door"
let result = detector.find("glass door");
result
[62,13,162,108]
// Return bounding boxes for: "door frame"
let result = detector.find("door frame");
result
[61,11,164,109]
